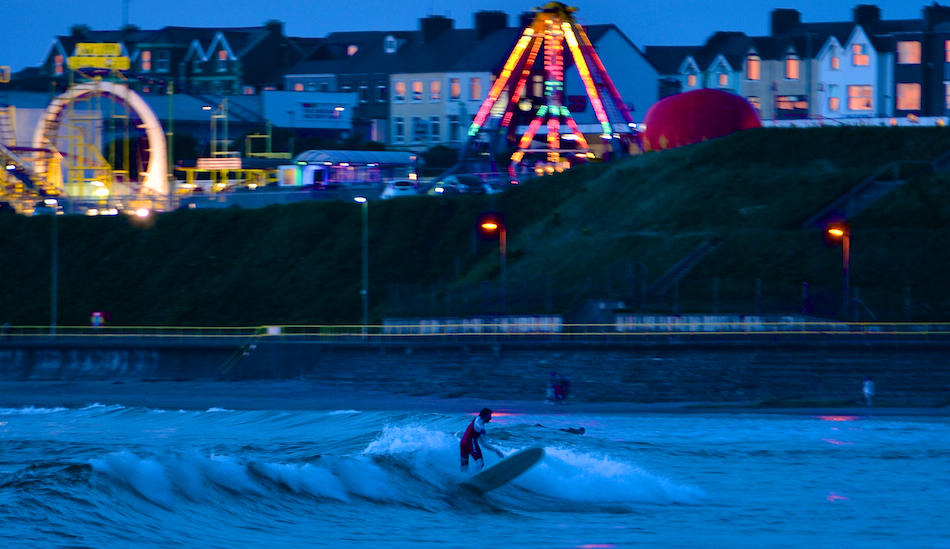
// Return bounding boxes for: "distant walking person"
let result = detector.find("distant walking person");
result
[863,377,876,408]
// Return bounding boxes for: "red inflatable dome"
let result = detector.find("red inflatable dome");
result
[640,88,762,152]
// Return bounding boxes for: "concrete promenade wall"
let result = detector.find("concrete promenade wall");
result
[2,340,949,407]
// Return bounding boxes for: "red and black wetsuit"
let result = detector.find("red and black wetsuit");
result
[460,416,487,467]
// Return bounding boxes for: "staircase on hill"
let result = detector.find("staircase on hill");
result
[188,92,266,125]
[646,239,722,297]
[802,156,946,230]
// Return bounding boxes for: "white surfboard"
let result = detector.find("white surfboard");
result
[461,447,544,494]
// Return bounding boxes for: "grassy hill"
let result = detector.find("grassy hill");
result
[3,126,950,327]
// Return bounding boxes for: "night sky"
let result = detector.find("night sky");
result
[2,0,923,72]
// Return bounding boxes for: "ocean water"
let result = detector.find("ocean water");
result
[1,388,948,548]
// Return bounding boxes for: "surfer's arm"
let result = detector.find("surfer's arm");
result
[481,438,505,458]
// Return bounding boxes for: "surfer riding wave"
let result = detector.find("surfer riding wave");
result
[460,408,504,473]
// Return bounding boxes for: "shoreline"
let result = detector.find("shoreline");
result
[1,379,948,417]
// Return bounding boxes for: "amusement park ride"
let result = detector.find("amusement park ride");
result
[459,2,639,181]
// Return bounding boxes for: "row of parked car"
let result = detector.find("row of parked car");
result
[380,174,505,200]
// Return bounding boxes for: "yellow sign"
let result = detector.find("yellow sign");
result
[67,56,131,70]
[0,66,9,83]
[75,43,122,57]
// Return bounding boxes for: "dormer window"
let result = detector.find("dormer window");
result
[852,44,869,66]
[141,50,152,72]
[347,45,358,56]
[217,50,228,72]
[156,50,170,72]
[54,54,64,75]
[718,72,729,87]
[686,73,696,87]
[384,36,397,54]
[785,55,800,80]
[746,54,760,81]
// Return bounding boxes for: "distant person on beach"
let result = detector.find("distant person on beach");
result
[460,408,503,473]
[863,377,876,408]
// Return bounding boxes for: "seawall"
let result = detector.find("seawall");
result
[2,340,949,407]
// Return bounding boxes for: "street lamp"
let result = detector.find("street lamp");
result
[44,198,58,335]
[827,222,850,317]
[478,213,507,314]
[354,196,369,334]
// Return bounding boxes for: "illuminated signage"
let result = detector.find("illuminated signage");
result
[68,43,130,71]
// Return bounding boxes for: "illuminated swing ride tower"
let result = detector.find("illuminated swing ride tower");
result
[464,2,639,181]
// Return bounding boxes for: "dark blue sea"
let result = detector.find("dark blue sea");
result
[1,380,948,548]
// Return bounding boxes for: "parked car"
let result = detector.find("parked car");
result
[380,179,419,199]
[429,174,505,195]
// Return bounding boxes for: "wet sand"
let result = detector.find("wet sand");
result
[1,379,948,417]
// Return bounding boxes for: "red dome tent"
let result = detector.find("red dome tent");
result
[641,88,761,152]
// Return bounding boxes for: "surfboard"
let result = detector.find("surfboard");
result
[461,447,545,494]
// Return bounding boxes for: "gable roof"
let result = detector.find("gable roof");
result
[645,46,699,76]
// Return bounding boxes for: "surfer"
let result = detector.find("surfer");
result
[460,408,504,473]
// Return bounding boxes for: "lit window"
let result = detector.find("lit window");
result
[687,73,696,87]
[217,49,228,72]
[896,41,921,64]
[946,83,950,109]
[54,54,64,75]
[450,78,461,99]
[156,50,170,72]
[829,97,840,111]
[293,83,304,91]
[430,79,441,102]
[718,72,729,87]
[747,96,761,113]
[785,55,799,80]
[470,77,482,100]
[831,54,840,70]
[242,86,255,95]
[411,80,423,102]
[141,50,152,72]
[847,85,873,110]
[533,75,544,97]
[377,84,387,103]
[394,80,406,102]
[746,55,760,81]
[897,83,921,110]
[394,117,405,144]
[347,45,358,56]
[429,116,441,143]
[852,44,869,66]
[946,40,950,63]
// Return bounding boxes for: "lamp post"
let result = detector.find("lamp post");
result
[479,214,506,314]
[45,198,58,335]
[827,222,850,317]
[354,196,369,334]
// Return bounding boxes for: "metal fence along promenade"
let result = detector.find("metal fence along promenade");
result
[3,321,950,347]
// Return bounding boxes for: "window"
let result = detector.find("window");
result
[897,83,921,110]
[192,59,202,73]
[384,36,397,54]
[831,47,840,70]
[785,55,799,80]
[848,85,873,110]
[411,116,425,143]
[377,84,388,103]
[746,55,760,81]
[156,50,170,72]
[946,40,950,63]
[747,96,761,113]
[347,45,358,56]
[320,82,329,92]
[718,72,729,87]
[411,80,423,102]
[242,86,255,95]
[217,49,228,72]
[897,41,921,65]
[394,80,406,102]
[946,83,950,110]
[54,54,64,75]
[450,78,461,99]
[306,83,317,91]
[359,84,369,103]
[341,84,351,93]
[776,95,809,119]
[394,117,405,144]
[429,79,441,102]
[687,73,696,87]
[828,84,839,111]
[852,44,869,66]
[429,116,441,143]
[533,74,544,97]
[470,77,482,101]
[448,115,460,142]
[293,83,304,91]
[141,50,152,72]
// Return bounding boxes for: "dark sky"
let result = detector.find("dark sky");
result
[2,0,923,73]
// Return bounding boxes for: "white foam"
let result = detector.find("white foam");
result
[205,407,233,413]
[260,462,350,501]
[0,405,68,415]
[89,451,175,508]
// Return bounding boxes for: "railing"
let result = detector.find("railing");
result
[3,322,950,346]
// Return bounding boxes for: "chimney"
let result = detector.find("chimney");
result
[853,5,881,26]
[770,9,801,36]
[420,15,453,44]
[265,20,284,36]
[924,3,950,30]
[475,11,508,40]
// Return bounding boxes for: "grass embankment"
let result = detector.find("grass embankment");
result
[2,126,950,326]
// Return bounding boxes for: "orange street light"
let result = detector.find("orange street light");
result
[826,222,851,317]
[477,213,507,314]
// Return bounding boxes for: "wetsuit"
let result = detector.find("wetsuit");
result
[460,416,487,469]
